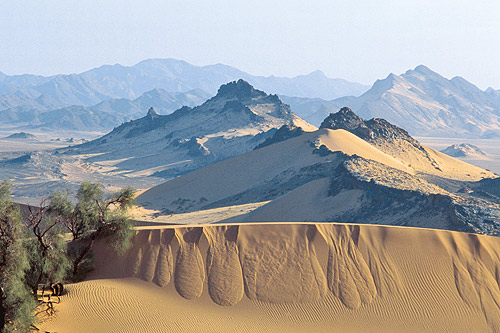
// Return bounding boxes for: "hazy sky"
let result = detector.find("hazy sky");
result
[1,0,499,89]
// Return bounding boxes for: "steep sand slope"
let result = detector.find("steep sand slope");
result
[373,137,494,180]
[39,223,500,332]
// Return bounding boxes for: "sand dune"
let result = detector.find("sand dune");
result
[137,129,414,212]
[39,222,500,332]
[137,128,495,217]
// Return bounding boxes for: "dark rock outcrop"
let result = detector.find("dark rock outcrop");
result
[320,107,417,144]
[254,124,305,150]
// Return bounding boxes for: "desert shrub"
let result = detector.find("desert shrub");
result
[50,182,135,279]
[0,181,35,332]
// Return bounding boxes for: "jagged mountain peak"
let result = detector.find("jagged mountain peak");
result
[319,107,365,131]
[215,79,266,100]
[320,107,417,144]
[333,65,500,138]
[304,70,327,78]
[146,107,159,118]
[370,73,400,92]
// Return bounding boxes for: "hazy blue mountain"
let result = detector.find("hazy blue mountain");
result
[3,132,38,140]
[0,88,210,132]
[333,65,500,138]
[0,59,369,109]
[0,89,64,111]
[486,87,500,105]
[0,72,54,95]
[441,143,487,158]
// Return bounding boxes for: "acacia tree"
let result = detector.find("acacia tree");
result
[0,181,35,332]
[25,199,69,293]
[49,182,135,279]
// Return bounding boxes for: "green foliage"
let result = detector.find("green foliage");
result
[24,222,70,293]
[65,245,95,283]
[0,181,35,332]
[50,182,136,279]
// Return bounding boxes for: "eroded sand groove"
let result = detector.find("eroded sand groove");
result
[174,227,205,299]
[237,224,327,303]
[316,224,377,309]
[125,229,176,286]
[439,232,500,331]
[204,225,244,306]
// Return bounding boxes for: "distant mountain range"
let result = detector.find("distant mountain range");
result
[0,59,367,133]
[1,61,500,138]
[284,66,500,138]
[0,58,367,107]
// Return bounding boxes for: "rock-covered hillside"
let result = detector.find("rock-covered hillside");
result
[63,80,316,178]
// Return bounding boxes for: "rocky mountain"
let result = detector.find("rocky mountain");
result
[0,88,209,132]
[441,144,487,158]
[319,107,452,176]
[332,65,500,138]
[138,108,499,235]
[254,124,305,150]
[61,80,316,178]
[3,132,38,140]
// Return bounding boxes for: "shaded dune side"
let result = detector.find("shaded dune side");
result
[438,231,500,331]
[154,229,175,287]
[174,227,205,299]
[203,225,244,306]
[237,224,327,303]
[124,229,175,287]
[357,226,403,298]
